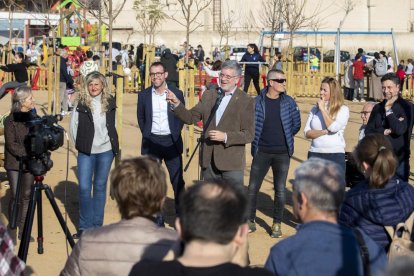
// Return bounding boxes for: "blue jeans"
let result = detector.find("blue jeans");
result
[247,152,290,223]
[308,152,346,180]
[353,79,364,100]
[77,150,114,231]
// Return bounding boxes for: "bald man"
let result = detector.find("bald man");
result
[359,102,375,141]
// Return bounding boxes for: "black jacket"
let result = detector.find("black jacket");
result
[161,49,179,82]
[0,63,28,83]
[60,56,74,85]
[365,97,409,161]
[4,112,37,170]
[75,96,119,155]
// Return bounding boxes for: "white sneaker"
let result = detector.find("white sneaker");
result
[360,98,366,103]
[352,99,359,103]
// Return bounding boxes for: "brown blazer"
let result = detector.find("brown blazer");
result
[174,88,255,171]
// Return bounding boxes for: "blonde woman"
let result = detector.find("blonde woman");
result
[304,77,350,177]
[70,72,119,239]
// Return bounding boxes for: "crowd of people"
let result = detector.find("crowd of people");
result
[1,42,414,275]
[344,48,414,102]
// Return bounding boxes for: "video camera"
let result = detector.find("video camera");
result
[24,114,64,176]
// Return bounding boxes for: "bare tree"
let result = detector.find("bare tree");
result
[133,0,166,44]
[216,5,236,48]
[280,0,321,53]
[338,0,355,29]
[168,0,212,64]
[242,10,259,42]
[261,0,283,65]
[82,0,128,77]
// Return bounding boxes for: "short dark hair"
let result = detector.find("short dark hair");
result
[179,181,248,245]
[92,55,100,61]
[381,72,400,86]
[110,156,167,219]
[358,48,363,53]
[150,61,166,72]
[86,50,93,59]
[15,52,25,60]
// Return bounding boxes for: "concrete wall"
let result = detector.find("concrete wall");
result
[108,0,414,54]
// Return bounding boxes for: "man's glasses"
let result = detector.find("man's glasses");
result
[149,72,165,77]
[269,78,287,84]
[219,73,238,80]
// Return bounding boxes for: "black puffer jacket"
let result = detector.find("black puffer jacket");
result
[161,49,179,82]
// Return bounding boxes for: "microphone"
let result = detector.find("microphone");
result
[215,87,225,107]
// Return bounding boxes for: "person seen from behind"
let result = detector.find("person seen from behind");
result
[265,158,387,276]
[61,157,178,275]
[339,133,414,252]
[130,180,273,276]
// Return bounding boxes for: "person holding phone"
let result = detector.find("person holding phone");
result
[365,73,412,181]
[304,77,350,179]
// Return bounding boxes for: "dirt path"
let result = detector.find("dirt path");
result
[0,91,412,275]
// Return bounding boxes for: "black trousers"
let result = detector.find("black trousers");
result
[243,70,261,95]
[145,134,185,214]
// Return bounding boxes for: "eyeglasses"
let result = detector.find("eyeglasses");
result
[219,73,238,80]
[360,111,371,115]
[269,79,287,84]
[149,72,165,77]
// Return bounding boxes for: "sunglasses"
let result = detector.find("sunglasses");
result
[270,78,287,84]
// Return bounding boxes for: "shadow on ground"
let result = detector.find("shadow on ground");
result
[53,180,79,230]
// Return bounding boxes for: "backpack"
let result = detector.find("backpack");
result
[385,211,414,261]
[374,59,387,77]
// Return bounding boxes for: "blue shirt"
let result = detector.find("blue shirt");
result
[265,221,387,276]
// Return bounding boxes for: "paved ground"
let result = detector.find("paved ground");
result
[0,91,413,275]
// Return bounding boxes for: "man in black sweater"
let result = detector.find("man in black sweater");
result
[0,52,28,100]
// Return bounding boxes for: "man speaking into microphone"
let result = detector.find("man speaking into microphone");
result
[166,60,254,185]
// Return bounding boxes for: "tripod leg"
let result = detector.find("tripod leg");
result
[10,161,24,229]
[18,183,39,263]
[43,184,75,248]
[37,187,44,254]
[184,140,200,172]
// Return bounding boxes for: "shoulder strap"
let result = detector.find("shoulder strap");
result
[353,229,371,276]
[385,211,414,238]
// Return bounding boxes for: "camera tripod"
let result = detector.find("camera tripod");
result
[18,175,75,262]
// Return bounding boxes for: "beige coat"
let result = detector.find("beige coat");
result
[60,217,178,276]
[174,89,255,171]
[366,60,384,101]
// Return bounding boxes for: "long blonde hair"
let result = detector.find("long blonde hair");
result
[77,71,110,112]
[321,77,344,118]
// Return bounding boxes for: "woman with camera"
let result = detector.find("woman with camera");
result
[339,134,414,252]
[304,77,350,179]
[70,71,119,239]
[4,86,35,240]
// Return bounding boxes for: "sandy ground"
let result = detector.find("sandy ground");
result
[0,90,413,275]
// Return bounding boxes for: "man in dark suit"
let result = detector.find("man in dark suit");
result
[166,60,255,185]
[137,61,185,218]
